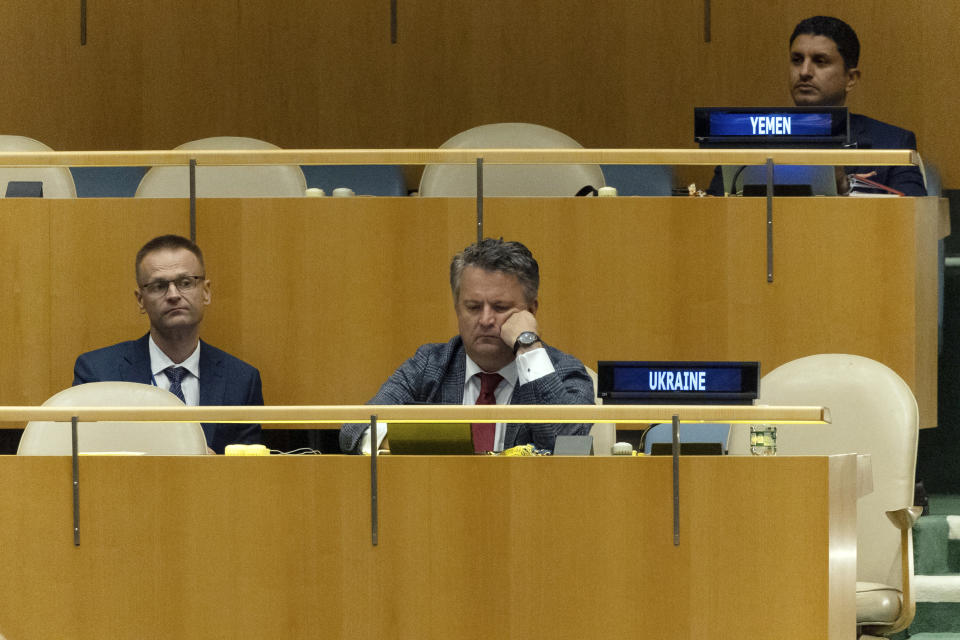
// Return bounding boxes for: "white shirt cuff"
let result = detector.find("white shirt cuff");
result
[358,422,388,454]
[515,347,554,386]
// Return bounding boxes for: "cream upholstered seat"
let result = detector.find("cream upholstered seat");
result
[727,354,920,638]
[583,366,614,456]
[418,122,605,197]
[17,382,207,455]
[134,136,306,197]
[0,135,76,198]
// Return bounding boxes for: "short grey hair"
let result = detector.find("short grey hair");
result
[449,238,539,304]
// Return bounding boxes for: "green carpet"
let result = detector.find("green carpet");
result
[929,494,960,515]
[911,603,960,634]
[911,495,960,637]
[915,516,952,573]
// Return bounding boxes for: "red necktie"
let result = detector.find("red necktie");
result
[471,372,502,453]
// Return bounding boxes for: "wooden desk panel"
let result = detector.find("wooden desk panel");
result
[0,454,857,639]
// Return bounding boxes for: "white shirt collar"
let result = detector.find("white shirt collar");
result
[148,335,201,379]
[464,353,518,387]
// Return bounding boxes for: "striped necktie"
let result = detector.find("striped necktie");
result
[164,366,187,403]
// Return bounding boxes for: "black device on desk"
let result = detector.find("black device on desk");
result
[5,181,43,197]
[696,106,849,196]
[649,442,724,456]
[733,165,838,197]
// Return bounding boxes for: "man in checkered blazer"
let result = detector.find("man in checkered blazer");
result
[339,238,594,454]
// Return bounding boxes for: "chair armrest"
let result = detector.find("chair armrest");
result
[882,506,923,634]
[886,506,923,530]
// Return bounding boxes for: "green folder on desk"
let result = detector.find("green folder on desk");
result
[387,422,475,455]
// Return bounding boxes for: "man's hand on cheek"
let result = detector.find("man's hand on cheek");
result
[499,309,539,349]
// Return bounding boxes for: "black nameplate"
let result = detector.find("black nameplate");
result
[695,106,849,147]
[597,361,760,405]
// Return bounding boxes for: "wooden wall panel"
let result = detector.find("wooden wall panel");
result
[196,198,473,405]
[0,0,85,149]
[0,199,188,407]
[0,205,52,405]
[0,1,951,186]
[135,2,244,148]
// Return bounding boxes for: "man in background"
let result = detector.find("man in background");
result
[74,234,262,454]
[709,15,926,196]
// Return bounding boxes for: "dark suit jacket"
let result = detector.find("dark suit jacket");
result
[844,114,926,196]
[707,113,926,196]
[73,334,263,454]
[339,336,595,454]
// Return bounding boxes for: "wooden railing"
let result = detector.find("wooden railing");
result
[0,147,919,167]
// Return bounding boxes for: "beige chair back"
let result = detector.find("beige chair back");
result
[727,354,918,587]
[135,136,306,197]
[419,123,605,197]
[0,135,76,198]
[18,382,207,455]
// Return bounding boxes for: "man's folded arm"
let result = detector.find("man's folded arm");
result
[519,348,596,448]
[339,354,423,454]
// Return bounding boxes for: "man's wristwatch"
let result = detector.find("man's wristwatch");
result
[513,331,541,353]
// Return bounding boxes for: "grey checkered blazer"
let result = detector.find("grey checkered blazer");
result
[339,336,594,454]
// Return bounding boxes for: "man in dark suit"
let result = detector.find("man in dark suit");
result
[339,238,594,455]
[708,15,926,196]
[73,234,262,454]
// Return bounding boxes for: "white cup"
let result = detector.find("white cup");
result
[304,188,326,197]
[332,187,356,197]
[597,186,618,197]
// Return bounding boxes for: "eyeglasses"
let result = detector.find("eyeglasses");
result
[138,275,205,297]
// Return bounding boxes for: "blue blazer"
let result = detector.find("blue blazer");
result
[73,334,263,454]
[339,336,595,454]
[707,113,926,196]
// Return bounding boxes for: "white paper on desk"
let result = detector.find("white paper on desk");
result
[360,422,388,455]
[848,191,899,197]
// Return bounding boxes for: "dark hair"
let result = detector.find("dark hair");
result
[790,16,860,69]
[450,238,539,304]
[135,235,205,282]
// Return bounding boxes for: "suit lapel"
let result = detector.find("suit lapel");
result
[510,384,534,404]
[198,340,225,406]
[120,334,154,385]
[440,349,466,404]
